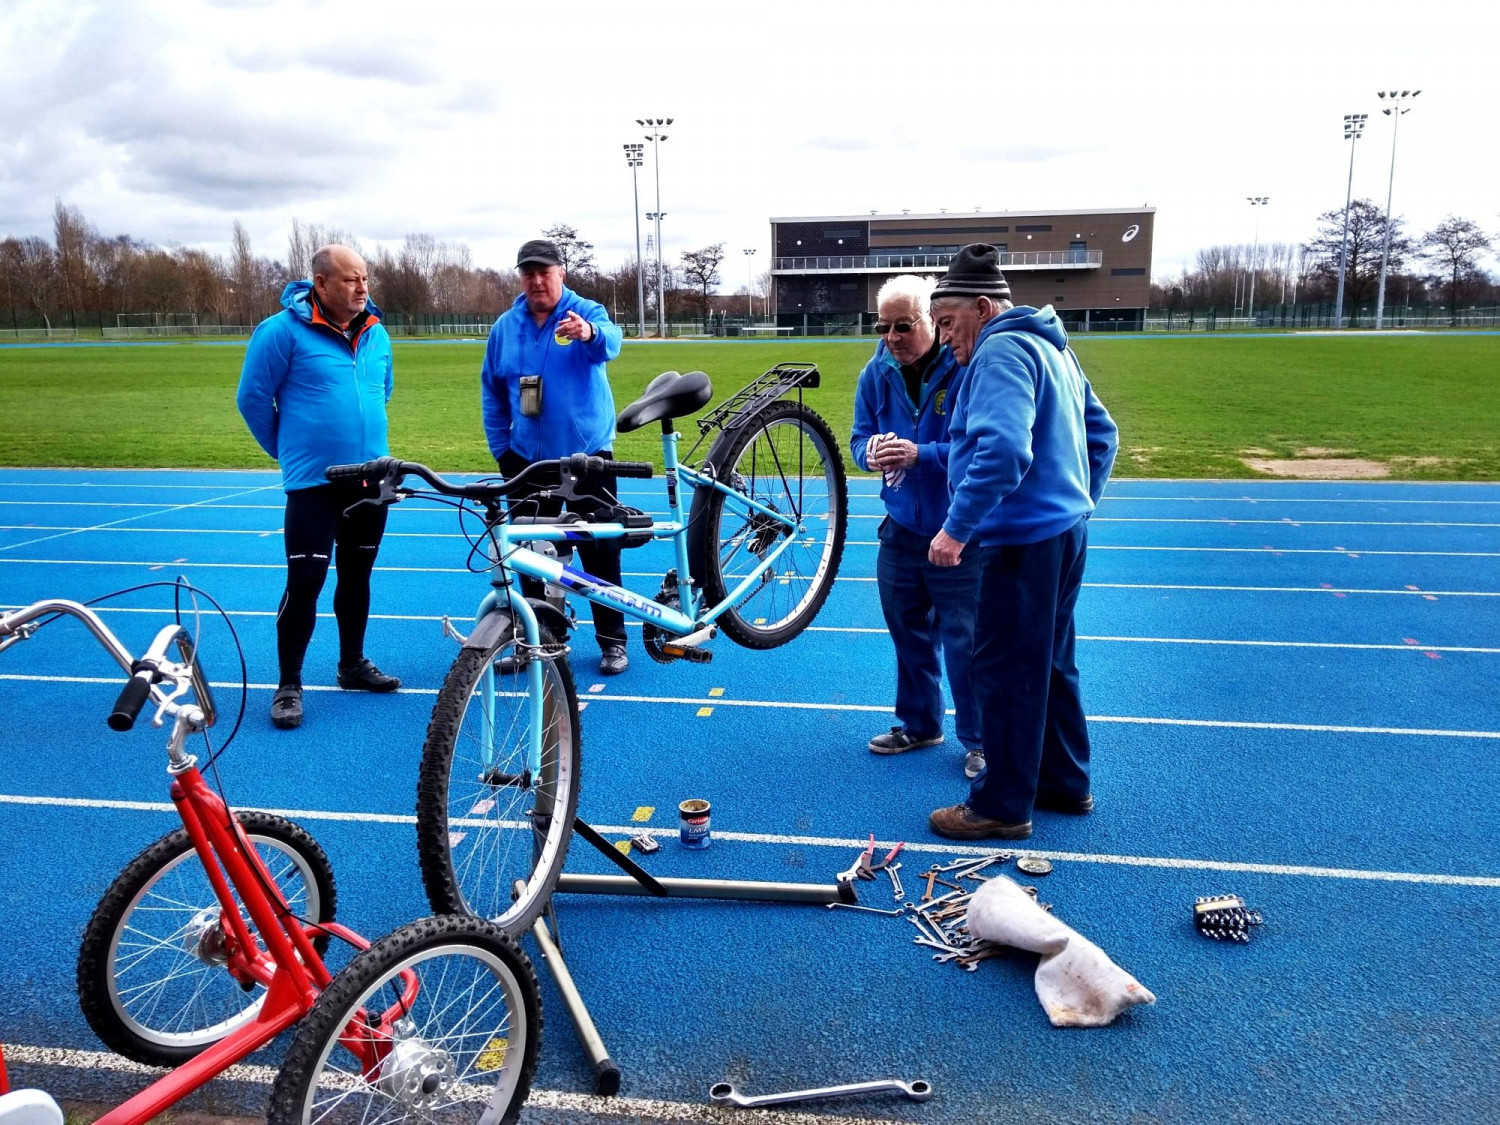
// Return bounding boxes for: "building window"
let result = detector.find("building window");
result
[1110,267,1146,276]
[1016,224,1052,232]
[824,228,862,239]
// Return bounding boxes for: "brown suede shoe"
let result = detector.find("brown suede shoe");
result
[928,803,1032,841]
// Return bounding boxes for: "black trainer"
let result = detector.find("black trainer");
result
[599,645,628,675]
[270,686,303,729]
[868,727,944,755]
[336,658,401,692]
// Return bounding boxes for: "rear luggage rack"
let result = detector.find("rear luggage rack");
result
[694,362,820,437]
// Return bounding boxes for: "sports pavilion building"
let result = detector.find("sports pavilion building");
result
[769,206,1155,331]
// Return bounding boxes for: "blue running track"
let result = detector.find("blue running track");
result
[1,469,1497,1124]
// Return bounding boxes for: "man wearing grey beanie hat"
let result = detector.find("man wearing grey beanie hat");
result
[923,243,1119,841]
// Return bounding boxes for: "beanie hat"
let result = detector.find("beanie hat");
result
[931,243,1012,302]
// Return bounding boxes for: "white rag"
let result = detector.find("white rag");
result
[866,432,906,490]
[965,874,1156,1028]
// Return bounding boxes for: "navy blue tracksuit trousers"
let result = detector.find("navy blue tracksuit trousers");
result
[876,518,981,751]
[966,518,1092,823]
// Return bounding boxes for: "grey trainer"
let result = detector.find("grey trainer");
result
[868,727,945,755]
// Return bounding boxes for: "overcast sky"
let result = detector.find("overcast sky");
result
[3,0,1497,286]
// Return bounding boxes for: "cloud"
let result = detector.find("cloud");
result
[966,144,1097,163]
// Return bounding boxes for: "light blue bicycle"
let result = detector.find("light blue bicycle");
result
[328,364,848,932]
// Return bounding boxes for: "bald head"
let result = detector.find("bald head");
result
[311,244,369,328]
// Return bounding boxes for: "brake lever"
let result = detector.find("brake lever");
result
[341,479,409,517]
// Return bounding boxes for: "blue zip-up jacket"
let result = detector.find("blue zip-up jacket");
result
[849,341,962,537]
[235,281,394,492]
[481,287,624,460]
[944,305,1118,547]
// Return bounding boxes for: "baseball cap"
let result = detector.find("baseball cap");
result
[517,239,562,269]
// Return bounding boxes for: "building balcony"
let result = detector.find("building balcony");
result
[771,250,1104,274]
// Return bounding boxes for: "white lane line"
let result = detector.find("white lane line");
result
[0,1047,901,1125]
[4,559,1499,598]
[5,674,1498,739]
[1089,546,1500,557]
[3,794,1497,888]
[0,485,275,553]
[6,603,1492,653]
[10,510,1500,531]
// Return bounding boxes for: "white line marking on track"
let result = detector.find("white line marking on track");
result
[0,485,275,553]
[0,1044,900,1125]
[5,674,1498,738]
[7,603,1492,652]
[3,794,1496,888]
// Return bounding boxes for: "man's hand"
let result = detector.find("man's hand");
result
[867,437,919,470]
[555,311,594,341]
[928,529,966,567]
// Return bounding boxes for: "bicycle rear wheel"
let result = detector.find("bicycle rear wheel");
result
[416,622,580,935]
[266,914,541,1125]
[76,811,336,1067]
[686,400,848,648]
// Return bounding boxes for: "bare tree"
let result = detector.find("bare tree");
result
[287,218,364,278]
[1306,199,1412,306]
[1420,216,1493,323]
[541,224,596,276]
[15,236,58,330]
[680,242,725,320]
[52,200,97,324]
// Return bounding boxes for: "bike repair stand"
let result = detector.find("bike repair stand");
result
[527,815,857,1095]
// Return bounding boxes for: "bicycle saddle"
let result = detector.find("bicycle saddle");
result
[616,370,714,432]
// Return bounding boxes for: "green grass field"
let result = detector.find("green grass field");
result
[2,334,1497,479]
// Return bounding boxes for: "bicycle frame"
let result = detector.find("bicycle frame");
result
[0,601,419,1125]
[465,425,811,781]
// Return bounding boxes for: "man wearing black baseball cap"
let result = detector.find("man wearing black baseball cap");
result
[923,244,1119,840]
[480,237,630,673]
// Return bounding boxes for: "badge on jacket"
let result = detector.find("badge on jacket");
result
[934,389,947,415]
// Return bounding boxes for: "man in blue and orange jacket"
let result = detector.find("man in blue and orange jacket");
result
[236,245,400,730]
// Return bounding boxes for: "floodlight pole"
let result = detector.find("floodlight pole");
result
[1246,196,1269,325]
[1374,89,1419,330]
[744,248,757,323]
[639,117,672,337]
[1333,113,1367,330]
[623,144,646,339]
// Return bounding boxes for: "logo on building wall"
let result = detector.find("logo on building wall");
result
[1121,225,1140,243]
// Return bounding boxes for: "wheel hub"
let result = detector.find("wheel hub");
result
[378,1019,456,1109]
[180,906,229,965]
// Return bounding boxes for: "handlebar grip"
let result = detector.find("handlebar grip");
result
[605,460,655,479]
[326,462,373,483]
[107,673,153,732]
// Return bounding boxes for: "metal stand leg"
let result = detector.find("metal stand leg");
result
[530,910,621,1096]
[525,817,856,1096]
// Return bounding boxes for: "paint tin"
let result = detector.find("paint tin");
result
[678,798,712,848]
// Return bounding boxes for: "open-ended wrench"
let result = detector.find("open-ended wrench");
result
[709,1079,933,1108]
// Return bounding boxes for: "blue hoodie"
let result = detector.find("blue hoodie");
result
[235,281,394,492]
[481,287,624,461]
[944,305,1118,547]
[849,341,963,537]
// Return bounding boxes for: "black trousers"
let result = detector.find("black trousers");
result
[276,482,389,687]
[498,449,627,650]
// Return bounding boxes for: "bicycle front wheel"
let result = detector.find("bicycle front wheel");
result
[76,811,336,1067]
[266,914,541,1125]
[416,622,580,934]
[687,400,848,648]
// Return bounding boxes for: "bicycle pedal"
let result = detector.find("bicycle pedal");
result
[661,643,712,663]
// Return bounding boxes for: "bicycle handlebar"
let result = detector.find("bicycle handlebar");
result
[325,454,654,497]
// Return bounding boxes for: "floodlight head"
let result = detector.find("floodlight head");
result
[636,119,645,125]
[666,118,674,125]
[1384,108,1392,115]
[1412,90,1421,96]
[1378,91,1387,98]
[1401,89,1410,96]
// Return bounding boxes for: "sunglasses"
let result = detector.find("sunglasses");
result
[873,320,919,335]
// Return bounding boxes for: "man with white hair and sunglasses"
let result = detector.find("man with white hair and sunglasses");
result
[850,274,983,779]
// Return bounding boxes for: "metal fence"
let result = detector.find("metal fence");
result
[1149,303,1500,331]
